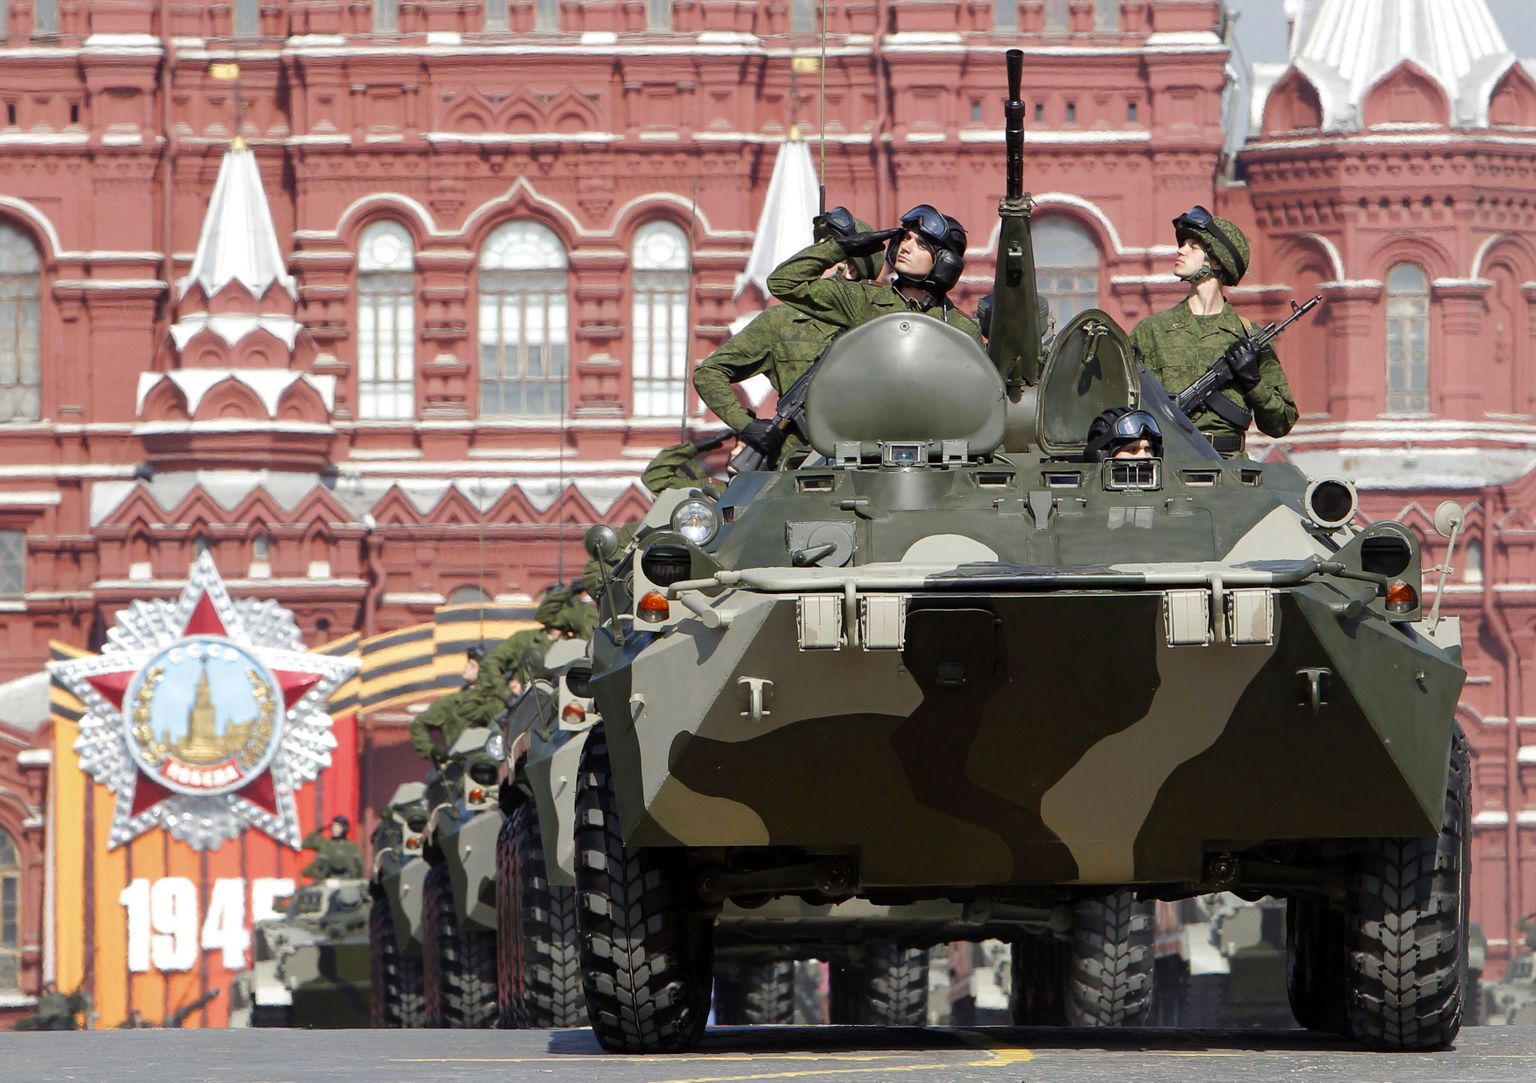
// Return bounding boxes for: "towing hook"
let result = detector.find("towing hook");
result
[1296,667,1332,716]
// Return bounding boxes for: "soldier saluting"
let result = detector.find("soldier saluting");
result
[1130,207,1298,456]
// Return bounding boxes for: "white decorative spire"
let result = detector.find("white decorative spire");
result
[179,141,296,300]
[1291,0,1515,130]
[733,131,821,301]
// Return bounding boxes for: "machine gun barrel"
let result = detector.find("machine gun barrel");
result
[1004,48,1024,202]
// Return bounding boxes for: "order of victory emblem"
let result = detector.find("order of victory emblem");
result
[48,552,359,851]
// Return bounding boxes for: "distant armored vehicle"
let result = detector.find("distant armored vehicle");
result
[573,49,1469,1055]
[421,726,502,1028]
[232,879,372,1028]
[369,781,432,1028]
[1152,896,1289,1027]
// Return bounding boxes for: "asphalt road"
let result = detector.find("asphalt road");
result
[8,1025,1536,1083]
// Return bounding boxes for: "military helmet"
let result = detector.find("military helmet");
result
[1084,407,1163,462]
[1173,206,1249,286]
[887,204,967,294]
[330,814,350,832]
[814,206,886,282]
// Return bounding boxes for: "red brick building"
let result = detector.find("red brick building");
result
[3,0,1535,1020]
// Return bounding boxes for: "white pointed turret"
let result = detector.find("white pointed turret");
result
[733,130,821,302]
[179,139,296,301]
[1287,0,1514,131]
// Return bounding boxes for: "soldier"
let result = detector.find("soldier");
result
[1129,207,1297,457]
[694,207,883,465]
[1085,408,1163,462]
[408,646,493,764]
[301,814,365,881]
[16,981,90,1030]
[767,203,983,348]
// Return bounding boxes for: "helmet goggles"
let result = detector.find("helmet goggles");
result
[899,204,950,247]
[814,206,858,242]
[1110,410,1162,443]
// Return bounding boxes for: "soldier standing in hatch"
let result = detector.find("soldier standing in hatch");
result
[1130,207,1297,457]
[694,208,884,466]
[768,203,983,349]
[408,646,490,763]
[301,814,365,880]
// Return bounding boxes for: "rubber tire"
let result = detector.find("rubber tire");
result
[370,895,427,1028]
[421,863,498,1029]
[828,945,929,1026]
[574,727,714,1053]
[1286,896,1348,1033]
[1011,932,1069,1026]
[497,801,585,1029]
[1064,892,1155,1026]
[1343,727,1469,1051]
[714,959,796,1025]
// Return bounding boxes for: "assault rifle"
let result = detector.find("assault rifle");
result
[728,339,838,473]
[1176,293,1322,427]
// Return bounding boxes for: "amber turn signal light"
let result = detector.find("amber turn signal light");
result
[468,787,486,803]
[1386,580,1418,614]
[562,702,587,725]
[638,590,670,623]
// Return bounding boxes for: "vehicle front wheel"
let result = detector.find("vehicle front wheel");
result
[1063,891,1155,1026]
[421,864,498,1028]
[497,800,584,1029]
[574,726,713,1053]
[1343,728,1470,1051]
[715,958,796,1025]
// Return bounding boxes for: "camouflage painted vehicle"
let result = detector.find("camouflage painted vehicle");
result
[232,879,372,1028]
[368,781,432,1027]
[1482,946,1536,1026]
[1151,895,1289,1028]
[574,49,1470,1054]
[494,637,592,1029]
[420,725,502,1028]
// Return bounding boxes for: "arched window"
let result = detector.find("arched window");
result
[250,531,271,579]
[0,828,20,993]
[1034,217,1101,326]
[357,221,416,420]
[484,0,508,30]
[478,222,570,418]
[630,221,691,418]
[449,585,492,604]
[534,0,558,31]
[0,224,42,422]
[192,534,211,562]
[649,0,671,31]
[33,0,57,35]
[995,1,1018,30]
[1043,0,1068,31]
[1386,263,1430,414]
[1464,539,1483,584]
[374,0,399,33]
[791,0,816,33]
[1095,0,1119,30]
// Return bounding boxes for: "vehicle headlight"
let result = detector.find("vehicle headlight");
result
[483,731,506,762]
[670,498,720,546]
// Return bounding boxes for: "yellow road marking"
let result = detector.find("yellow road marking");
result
[391,1054,904,1064]
[647,1047,1033,1083]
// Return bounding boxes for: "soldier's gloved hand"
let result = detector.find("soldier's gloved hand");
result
[740,418,785,456]
[690,429,733,454]
[1224,335,1263,393]
[835,227,902,258]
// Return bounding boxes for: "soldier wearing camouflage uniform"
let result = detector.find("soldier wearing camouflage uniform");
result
[408,647,496,763]
[301,815,365,881]
[768,203,983,350]
[695,208,884,466]
[1130,207,1297,456]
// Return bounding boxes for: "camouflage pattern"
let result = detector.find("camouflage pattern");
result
[14,986,90,1030]
[301,827,364,881]
[589,305,1462,898]
[425,726,503,934]
[767,238,984,348]
[1484,951,1536,1025]
[1130,302,1298,440]
[693,305,843,432]
[408,679,499,762]
[232,879,372,1028]
[641,442,717,496]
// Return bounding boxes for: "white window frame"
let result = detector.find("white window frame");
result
[630,221,692,419]
[1385,263,1430,414]
[478,221,570,418]
[0,225,41,422]
[1033,217,1101,327]
[357,221,416,420]
[0,829,19,994]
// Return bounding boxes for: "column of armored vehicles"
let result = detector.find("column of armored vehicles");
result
[265,50,1476,1053]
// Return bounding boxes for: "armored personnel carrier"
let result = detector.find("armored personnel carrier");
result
[368,781,432,1027]
[232,879,372,1028]
[576,49,1469,1054]
[420,726,502,1028]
